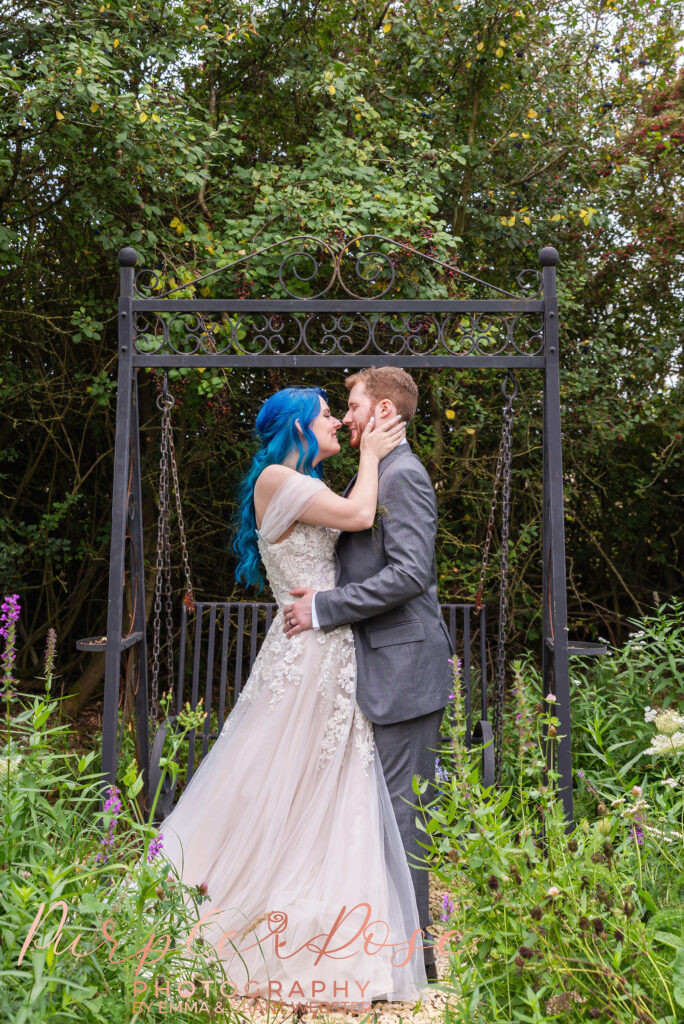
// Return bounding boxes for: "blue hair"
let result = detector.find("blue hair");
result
[232,386,328,592]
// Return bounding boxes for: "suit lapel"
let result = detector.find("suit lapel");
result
[342,474,357,498]
[333,444,412,583]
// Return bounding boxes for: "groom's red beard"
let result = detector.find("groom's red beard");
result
[347,422,368,450]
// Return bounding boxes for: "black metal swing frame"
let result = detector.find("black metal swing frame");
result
[96,234,606,827]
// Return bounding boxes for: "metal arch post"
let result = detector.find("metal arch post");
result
[101,247,139,808]
[540,245,573,827]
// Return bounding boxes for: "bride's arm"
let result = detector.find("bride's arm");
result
[255,415,405,532]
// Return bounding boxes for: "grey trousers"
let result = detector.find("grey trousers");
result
[372,706,446,968]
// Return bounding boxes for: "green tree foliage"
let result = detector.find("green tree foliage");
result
[0,0,682,709]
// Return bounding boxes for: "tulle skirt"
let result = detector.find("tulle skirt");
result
[156,613,430,1009]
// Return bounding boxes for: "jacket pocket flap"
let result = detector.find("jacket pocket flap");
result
[368,620,425,648]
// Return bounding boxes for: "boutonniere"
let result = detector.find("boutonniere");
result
[371,503,391,531]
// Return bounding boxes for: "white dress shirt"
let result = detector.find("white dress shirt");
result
[310,438,408,629]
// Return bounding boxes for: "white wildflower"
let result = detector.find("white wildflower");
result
[621,798,648,818]
[654,709,684,737]
[544,693,557,704]
[644,731,684,757]
[644,706,658,723]
[547,886,561,898]
[610,797,626,808]
[631,785,643,798]
[661,778,679,789]
[0,754,22,776]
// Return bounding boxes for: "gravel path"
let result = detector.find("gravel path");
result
[221,873,460,1024]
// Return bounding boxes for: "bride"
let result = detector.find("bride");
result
[155,385,431,1011]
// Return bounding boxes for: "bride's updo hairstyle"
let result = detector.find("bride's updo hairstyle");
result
[232,385,328,591]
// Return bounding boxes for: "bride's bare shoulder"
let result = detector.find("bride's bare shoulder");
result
[254,464,296,499]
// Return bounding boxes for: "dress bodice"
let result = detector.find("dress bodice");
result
[256,522,340,608]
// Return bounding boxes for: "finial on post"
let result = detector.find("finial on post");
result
[539,245,559,267]
[118,247,138,267]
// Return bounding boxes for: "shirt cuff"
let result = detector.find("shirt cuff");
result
[311,592,320,629]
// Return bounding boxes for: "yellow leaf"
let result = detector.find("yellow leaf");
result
[328,84,335,95]
[445,409,455,420]
[476,41,484,51]
[509,132,519,138]
[90,102,100,113]
[55,110,64,120]
[496,47,503,57]
[152,113,161,123]
[527,108,537,118]
[464,427,475,434]
[383,21,391,32]
[170,217,180,228]
[522,131,530,138]
[499,38,506,46]
[76,66,82,75]
[507,215,516,226]
[466,60,472,67]
[139,112,147,123]
[355,113,362,120]
[523,216,531,225]
[113,38,119,47]
[200,287,211,297]
[550,213,562,222]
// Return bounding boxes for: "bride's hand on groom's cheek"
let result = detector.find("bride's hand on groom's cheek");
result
[283,587,315,637]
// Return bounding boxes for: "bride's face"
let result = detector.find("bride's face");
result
[304,396,343,465]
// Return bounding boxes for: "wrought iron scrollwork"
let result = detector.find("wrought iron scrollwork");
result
[133,232,544,302]
[134,308,545,359]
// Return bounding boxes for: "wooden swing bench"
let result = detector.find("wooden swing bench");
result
[146,598,490,822]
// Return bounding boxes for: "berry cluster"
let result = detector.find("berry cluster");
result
[205,388,231,422]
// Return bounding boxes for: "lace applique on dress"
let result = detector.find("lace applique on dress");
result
[232,521,373,775]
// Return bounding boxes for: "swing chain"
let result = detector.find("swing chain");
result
[150,382,175,743]
[494,372,516,784]
[167,417,195,613]
[474,372,517,784]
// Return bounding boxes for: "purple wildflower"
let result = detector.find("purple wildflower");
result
[0,594,20,640]
[630,824,644,846]
[96,785,123,863]
[440,893,455,921]
[576,770,600,800]
[148,832,164,863]
[0,594,20,688]
[435,757,450,782]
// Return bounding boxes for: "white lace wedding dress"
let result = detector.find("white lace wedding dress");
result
[157,471,429,1009]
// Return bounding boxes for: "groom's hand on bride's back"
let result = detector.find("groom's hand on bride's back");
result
[283,587,315,637]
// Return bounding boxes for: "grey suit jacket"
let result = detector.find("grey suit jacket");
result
[314,442,455,725]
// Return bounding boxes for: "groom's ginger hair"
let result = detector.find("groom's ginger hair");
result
[345,367,418,424]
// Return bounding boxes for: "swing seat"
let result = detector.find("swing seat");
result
[146,600,490,821]
[545,638,608,656]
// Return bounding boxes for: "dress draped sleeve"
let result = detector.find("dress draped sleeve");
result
[257,472,329,543]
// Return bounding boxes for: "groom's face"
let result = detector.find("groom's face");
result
[343,382,392,450]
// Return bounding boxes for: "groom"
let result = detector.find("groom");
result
[283,366,454,981]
